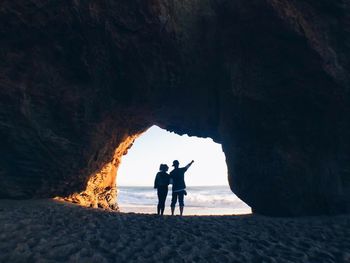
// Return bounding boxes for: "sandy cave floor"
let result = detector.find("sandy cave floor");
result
[0,199,349,263]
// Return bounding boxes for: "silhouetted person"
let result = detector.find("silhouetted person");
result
[154,164,170,215]
[170,160,194,216]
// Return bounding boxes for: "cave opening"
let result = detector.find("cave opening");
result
[116,125,251,215]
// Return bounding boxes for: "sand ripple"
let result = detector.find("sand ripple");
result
[0,200,349,263]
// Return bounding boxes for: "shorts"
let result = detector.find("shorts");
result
[171,190,185,207]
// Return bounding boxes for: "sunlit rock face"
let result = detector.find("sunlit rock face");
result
[0,0,349,215]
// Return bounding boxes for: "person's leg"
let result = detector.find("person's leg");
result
[157,189,162,215]
[163,188,168,215]
[170,192,177,215]
[160,187,168,215]
[179,191,185,216]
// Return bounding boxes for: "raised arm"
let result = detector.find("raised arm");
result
[185,160,194,170]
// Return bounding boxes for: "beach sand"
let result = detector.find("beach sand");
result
[0,199,349,263]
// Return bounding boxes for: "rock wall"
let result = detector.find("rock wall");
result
[0,0,349,215]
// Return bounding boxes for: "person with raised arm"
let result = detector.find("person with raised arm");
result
[169,160,194,216]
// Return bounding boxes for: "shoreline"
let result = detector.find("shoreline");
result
[117,185,252,216]
[0,199,349,262]
[119,204,251,216]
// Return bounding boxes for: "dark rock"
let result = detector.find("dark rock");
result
[0,0,349,216]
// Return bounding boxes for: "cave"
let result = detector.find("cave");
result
[0,0,349,216]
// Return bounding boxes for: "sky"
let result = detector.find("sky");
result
[117,125,229,186]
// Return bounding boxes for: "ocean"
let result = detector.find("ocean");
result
[117,185,252,215]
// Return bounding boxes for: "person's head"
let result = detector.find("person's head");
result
[172,160,179,168]
[159,164,169,172]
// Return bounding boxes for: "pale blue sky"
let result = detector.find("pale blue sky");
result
[117,126,229,186]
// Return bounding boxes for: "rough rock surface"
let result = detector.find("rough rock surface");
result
[0,0,349,215]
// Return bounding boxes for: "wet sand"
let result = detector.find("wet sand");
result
[119,204,251,216]
[0,199,349,263]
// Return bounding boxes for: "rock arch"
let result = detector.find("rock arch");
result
[0,0,349,216]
